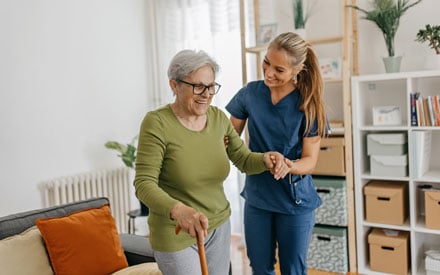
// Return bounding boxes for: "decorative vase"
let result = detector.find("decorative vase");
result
[294,28,306,39]
[433,55,440,70]
[382,56,402,73]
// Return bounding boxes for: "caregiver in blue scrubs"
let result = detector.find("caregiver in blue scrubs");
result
[226,32,327,275]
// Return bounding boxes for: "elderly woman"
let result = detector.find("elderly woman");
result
[134,49,289,275]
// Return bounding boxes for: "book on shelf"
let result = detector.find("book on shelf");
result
[410,92,419,126]
[412,130,432,178]
[434,95,440,126]
[411,93,440,126]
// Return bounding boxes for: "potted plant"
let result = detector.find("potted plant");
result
[416,24,440,54]
[416,24,440,69]
[348,0,422,73]
[292,0,316,38]
[105,136,149,216]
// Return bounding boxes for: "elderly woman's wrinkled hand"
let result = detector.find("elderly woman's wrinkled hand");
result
[171,202,209,242]
[263,152,290,180]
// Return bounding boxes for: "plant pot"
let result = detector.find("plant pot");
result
[382,56,402,73]
[294,28,306,39]
[433,54,440,70]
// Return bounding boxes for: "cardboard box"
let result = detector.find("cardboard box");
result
[425,190,440,229]
[364,181,408,225]
[370,154,408,177]
[314,177,347,226]
[313,137,345,176]
[367,133,407,156]
[308,225,348,274]
[368,228,409,275]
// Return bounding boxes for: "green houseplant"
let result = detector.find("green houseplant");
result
[416,24,440,55]
[348,0,422,72]
[105,136,149,215]
[293,0,308,29]
[292,0,316,38]
[104,136,137,168]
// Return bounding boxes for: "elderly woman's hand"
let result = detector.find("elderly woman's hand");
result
[263,152,290,180]
[171,202,209,243]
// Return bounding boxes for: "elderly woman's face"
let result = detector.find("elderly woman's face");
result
[174,65,215,117]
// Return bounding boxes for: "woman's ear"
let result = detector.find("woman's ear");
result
[169,79,179,95]
[295,63,305,74]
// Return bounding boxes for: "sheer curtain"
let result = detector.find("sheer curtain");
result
[147,0,245,235]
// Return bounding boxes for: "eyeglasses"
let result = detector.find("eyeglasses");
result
[177,79,221,95]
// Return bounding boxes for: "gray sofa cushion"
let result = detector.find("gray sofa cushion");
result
[0,197,109,240]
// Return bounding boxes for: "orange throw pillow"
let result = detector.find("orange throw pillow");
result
[36,204,128,275]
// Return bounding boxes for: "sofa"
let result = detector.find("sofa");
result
[0,197,161,275]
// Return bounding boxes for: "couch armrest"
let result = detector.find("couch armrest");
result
[119,233,155,266]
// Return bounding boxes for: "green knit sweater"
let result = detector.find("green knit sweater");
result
[134,104,267,251]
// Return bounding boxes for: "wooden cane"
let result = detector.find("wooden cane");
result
[175,225,209,275]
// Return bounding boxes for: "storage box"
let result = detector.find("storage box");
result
[368,228,409,275]
[367,133,407,156]
[370,154,408,177]
[307,225,348,274]
[425,190,440,229]
[372,105,402,126]
[314,177,347,226]
[426,255,440,275]
[313,137,345,176]
[364,180,408,225]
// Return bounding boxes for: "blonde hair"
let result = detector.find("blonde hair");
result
[268,32,326,137]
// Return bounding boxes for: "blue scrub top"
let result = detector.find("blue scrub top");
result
[226,80,322,214]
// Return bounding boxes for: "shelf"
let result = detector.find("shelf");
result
[352,71,440,275]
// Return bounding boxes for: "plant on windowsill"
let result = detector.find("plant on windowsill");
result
[105,136,149,216]
[348,0,422,73]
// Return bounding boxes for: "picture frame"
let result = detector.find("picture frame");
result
[257,23,278,46]
[319,58,342,79]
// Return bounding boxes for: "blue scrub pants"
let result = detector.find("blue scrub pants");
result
[244,202,315,275]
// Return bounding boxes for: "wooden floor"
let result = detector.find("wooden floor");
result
[230,235,358,275]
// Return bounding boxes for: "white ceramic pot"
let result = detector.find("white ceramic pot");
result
[382,56,402,73]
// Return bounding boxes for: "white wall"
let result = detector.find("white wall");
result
[0,0,154,216]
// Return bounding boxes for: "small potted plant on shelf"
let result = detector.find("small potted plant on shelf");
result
[292,0,316,38]
[416,24,440,69]
[105,136,149,216]
[348,0,422,73]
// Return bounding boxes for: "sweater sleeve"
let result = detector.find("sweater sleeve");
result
[134,112,178,219]
[224,113,268,174]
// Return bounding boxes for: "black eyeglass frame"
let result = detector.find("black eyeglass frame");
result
[177,79,221,95]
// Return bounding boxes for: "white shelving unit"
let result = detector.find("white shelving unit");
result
[351,70,440,275]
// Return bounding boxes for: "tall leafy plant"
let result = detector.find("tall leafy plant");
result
[293,0,316,29]
[348,0,422,57]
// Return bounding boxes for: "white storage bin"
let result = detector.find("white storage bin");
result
[367,133,407,156]
[370,155,408,177]
[426,255,440,275]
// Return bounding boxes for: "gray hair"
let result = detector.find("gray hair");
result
[167,49,220,80]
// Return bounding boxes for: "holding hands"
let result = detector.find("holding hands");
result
[263,152,290,180]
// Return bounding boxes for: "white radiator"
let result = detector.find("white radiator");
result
[40,167,133,233]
